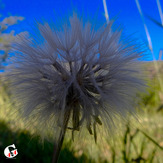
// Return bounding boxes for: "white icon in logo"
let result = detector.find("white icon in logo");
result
[4,144,18,158]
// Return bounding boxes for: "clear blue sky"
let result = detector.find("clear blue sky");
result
[1,0,163,60]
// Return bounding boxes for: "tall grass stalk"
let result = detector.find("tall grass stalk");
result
[159,49,163,60]
[135,0,163,93]
[156,0,163,26]
[102,0,109,23]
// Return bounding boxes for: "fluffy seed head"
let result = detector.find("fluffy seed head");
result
[7,15,145,141]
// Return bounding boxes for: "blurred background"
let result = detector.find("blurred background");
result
[0,0,163,162]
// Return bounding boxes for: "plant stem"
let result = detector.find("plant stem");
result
[52,111,70,163]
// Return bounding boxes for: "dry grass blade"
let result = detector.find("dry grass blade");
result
[138,129,163,150]
[156,0,163,26]
[102,0,109,23]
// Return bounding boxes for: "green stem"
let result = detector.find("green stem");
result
[52,111,70,163]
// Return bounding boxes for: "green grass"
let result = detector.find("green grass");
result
[0,62,163,162]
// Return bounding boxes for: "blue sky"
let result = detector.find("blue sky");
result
[1,0,163,60]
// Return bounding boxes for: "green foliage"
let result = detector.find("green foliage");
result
[139,62,163,112]
[120,124,163,163]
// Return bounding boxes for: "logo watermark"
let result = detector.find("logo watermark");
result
[4,144,18,159]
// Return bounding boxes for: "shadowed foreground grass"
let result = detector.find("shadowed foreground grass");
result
[0,115,162,163]
[0,120,95,163]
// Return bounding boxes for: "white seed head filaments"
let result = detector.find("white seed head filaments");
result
[7,15,145,142]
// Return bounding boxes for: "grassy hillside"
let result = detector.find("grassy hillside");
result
[0,61,163,163]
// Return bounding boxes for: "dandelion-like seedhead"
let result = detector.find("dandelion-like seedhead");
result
[7,15,145,141]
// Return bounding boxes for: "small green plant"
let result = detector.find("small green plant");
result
[121,123,163,163]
